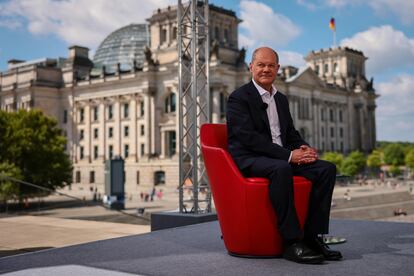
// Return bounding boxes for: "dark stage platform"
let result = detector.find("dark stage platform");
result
[1,219,414,275]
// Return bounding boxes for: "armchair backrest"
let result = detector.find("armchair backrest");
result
[200,123,228,150]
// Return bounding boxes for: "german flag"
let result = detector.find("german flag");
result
[329,17,336,31]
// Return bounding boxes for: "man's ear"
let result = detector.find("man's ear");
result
[249,63,253,72]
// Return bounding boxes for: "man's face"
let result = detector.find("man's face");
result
[249,49,280,89]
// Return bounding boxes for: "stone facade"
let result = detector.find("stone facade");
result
[0,4,377,191]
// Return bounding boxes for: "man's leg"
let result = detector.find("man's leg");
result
[244,157,302,241]
[243,156,325,264]
[292,160,342,261]
[292,159,336,236]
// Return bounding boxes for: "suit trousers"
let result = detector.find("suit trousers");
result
[243,157,336,241]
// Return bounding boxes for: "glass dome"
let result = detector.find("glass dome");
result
[93,24,150,71]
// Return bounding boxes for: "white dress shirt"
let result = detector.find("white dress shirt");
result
[252,79,292,162]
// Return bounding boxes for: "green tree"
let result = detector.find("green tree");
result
[405,148,414,171]
[367,150,382,169]
[389,165,401,176]
[340,151,366,176]
[383,144,405,166]
[0,110,72,199]
[0,162,22,204]
[321,152,344,173]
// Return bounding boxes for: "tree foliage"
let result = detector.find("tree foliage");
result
[383,144,405,166]
[0,110,72,199]
[340,151,366,176]
[321,152,344,173]
[367,150,382,169]
[405,148,414,171]
[0,162,22,202]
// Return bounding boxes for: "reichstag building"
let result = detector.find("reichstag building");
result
[0,4,377,190]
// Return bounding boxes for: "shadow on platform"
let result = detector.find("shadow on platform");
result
[1,219,414,275]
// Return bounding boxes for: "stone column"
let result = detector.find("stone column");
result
[100,100,106,160]
[131,95,138,162]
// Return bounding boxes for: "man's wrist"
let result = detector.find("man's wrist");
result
[288,151,292,163]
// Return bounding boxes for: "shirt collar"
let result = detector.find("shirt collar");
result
[252,79,278,98]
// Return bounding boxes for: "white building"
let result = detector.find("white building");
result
[0,4,377,191]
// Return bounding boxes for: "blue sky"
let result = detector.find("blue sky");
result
[1,0,413,142]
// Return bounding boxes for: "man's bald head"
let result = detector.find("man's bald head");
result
[251,47,279,65]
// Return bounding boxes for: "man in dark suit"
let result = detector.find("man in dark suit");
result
[226,47,342,264]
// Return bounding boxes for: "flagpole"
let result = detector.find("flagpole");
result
[333,29,336,48]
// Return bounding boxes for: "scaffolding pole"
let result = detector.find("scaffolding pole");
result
[178,0,211,214]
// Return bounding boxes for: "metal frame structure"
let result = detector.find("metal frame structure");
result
[178,0,211,214]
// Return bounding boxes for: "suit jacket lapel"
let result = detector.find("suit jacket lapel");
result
[246,81,272,137]
[274,92,287,146]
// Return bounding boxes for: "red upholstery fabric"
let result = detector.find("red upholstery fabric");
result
[201,123,312,256]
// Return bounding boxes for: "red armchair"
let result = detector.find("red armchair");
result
[201,123,312,257]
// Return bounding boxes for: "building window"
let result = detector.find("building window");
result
[63,110,68,124]
[89,171,95,184]
[141,125,145,136]
[340,127,343,138]
[339,110,343,122]
[299,128,306,140]
[154,171,165,185]
[79,108,84,123]
[109,145,113,159]
[80,146,84,160]
[340,142,344,152]
[94,128,98,139]
[160,27,167,44]
[140,102,144,117]
[123,103,129,118]
[215,26,220,40]
[108,104,113,120]
[330,127,334,138]
[141,144,145,156]
[172,27,177,40]
[94,146,99,159]
[315,65,320,75]
[93,106,99,121]
[75,171,81,183]
[136,170,140,185]
[331,142,335,151]
[124,126,129,137]
[124,144,129,158]
[324,63,329,74]
[164,93,176,113]
[166,131,176,157]
[108,127,113,138]
[224,29,229,43]
[321,127,325,137]
[322,142,325,151]
[79,129,84,140]
[329,109,334,122]
[321,108,325,121]
[334,62,339,74]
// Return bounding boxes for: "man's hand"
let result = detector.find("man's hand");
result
[291,145,319,165]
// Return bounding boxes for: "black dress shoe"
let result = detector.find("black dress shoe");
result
[306,237,343,261]
[283,241,325,264]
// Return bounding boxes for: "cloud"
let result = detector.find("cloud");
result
[296,0,318,10]
[279,51,306,68]
[375,74,414,141]
[238,0,301,49]
[0,0,175,49]
[324,0,414,25]
[340,25,414,75]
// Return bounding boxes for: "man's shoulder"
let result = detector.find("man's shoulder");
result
[230,81,254,99]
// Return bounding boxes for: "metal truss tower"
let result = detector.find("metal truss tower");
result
[178,0,211,214]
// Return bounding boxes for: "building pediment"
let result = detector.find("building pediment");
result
[285,66,324,87]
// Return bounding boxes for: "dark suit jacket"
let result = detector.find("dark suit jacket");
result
[226,81,308,171]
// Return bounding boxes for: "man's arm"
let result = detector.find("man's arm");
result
[227,93,291,161]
